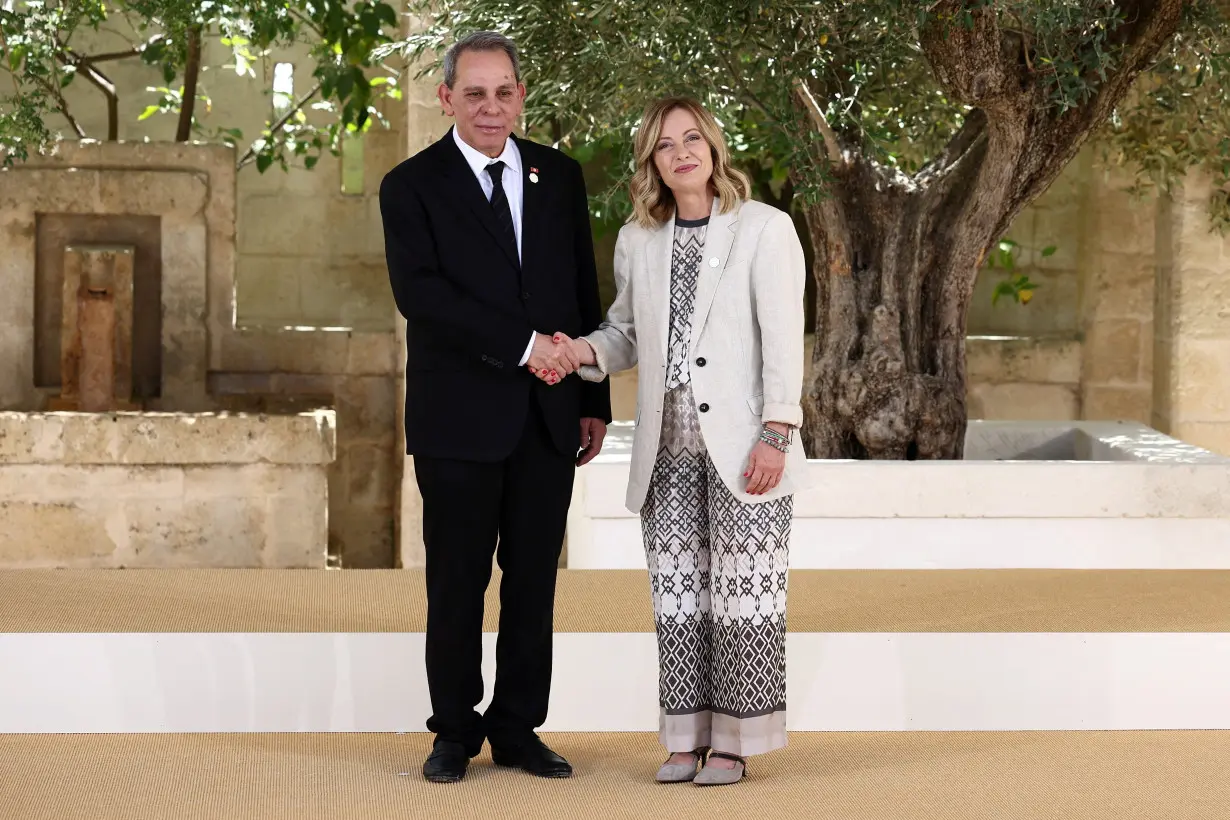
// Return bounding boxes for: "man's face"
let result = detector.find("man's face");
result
[439,49,526,158]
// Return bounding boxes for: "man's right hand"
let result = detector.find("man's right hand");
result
[526,332,580,385]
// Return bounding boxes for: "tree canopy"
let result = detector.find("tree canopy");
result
[0,0,402,171]
[396,1,1230,229]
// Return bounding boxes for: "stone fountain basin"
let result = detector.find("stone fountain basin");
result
[0,409,335,568]
[566,420,1230,570]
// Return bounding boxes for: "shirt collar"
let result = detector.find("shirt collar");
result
[452,127,521,178]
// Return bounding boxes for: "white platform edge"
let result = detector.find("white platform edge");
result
[568,518,1230,570]
[4,632,1229,733]
[578,421,1230,520]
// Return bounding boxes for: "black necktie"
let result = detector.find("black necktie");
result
[485,161,518,261]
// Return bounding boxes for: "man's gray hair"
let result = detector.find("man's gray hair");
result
[443,31,522,89]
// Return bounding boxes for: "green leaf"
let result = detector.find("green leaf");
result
[376,3,398,27]
[305,154,319,169]
[256,153,273,173]
[138,105,160,122]
[1041,245,1058,257]
[336,70,355,101]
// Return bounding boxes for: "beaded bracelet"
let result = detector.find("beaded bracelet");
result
[760,426,790,453]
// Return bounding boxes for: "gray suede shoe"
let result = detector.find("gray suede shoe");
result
[655,747,708,783]
[693,752,746,786]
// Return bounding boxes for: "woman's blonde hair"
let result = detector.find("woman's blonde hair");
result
[628,96,752,228]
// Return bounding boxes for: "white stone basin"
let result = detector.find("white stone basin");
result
[567,420,1230,569]
[0,409,336,568]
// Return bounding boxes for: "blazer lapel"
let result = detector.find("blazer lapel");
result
[647,211,676,362]
[436,130,521,271]
[689,199,740,349]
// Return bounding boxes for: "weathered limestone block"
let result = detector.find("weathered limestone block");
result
[1083,386,1154,424]
[0,410,336,568]
[966,337,1082,386]
[1085,319,1146,384]
[967,383,1080,421]
[0,498,116,564]
[1154,174,1230,455]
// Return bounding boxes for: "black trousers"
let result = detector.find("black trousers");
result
[414,405,575,755]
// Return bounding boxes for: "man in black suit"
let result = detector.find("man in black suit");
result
[379,31,611,783]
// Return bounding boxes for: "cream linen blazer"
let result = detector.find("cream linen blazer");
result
[579,197,810,513]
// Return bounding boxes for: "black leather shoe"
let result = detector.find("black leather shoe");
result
[423,740,470,783]
[491,737,573,778]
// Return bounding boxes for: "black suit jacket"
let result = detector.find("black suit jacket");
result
[380,130,612,462]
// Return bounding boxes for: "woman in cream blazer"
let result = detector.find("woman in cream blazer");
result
[542,97,807,786]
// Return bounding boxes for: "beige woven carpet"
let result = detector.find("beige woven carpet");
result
[2,568,1229,633]
[2,731,1226,819]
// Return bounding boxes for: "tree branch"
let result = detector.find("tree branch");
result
[57,42,118,140]
[919,3,1028,115]
[176,27,202,142]
[993,0,1189,235]
[35,74,87,138]
[717,49,774,120]
[83,35,166,64]
[793,78,843,164]
[915,108,988,185]
[289,8,325,39]
[236,82,323,169]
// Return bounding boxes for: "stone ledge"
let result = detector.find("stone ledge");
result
[966,335,1083,385]
[0,410,336,466]
[0,168,208,218]
[0,464,327,568]
[583,420,1230,519]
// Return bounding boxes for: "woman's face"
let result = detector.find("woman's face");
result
[652,107,713,197]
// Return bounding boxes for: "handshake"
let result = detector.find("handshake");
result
[525,332,595,385]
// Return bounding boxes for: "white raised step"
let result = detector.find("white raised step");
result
[567,421,1230,570]
[3,569,1229,734]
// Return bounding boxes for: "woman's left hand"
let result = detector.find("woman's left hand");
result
[744,440,786,496]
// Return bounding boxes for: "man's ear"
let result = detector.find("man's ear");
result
[438,82,455,116]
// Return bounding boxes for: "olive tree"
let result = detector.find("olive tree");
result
[394,1,1230,459]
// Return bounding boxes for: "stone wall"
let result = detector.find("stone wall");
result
[1154,173,1230,455]
[968,151,1087,339]
[0,410,334,568]
[1,140,398,567]
[211,330,399,567]
[20,23,416,567]
[1079,158,1157,424]
[44,30,402,333]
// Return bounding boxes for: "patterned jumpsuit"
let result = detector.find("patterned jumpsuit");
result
[640,214,793,757]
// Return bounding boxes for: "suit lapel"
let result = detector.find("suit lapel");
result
[648,211,676,362]
[435,130,521,271]
[515,136,544,277]
[689,200,740,350]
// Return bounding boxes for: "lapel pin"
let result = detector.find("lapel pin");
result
[529,167,539,183]
[709,257,719,268]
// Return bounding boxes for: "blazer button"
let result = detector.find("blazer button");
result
[695,357,706,367]
[521,291,531,300]
[698,403,710,413]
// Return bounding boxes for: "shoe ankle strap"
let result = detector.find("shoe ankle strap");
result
[708,751,745,765]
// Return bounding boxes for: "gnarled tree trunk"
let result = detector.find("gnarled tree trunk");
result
[797,0,1190,460]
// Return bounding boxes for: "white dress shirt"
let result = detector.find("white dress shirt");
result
[452,128,535,366]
